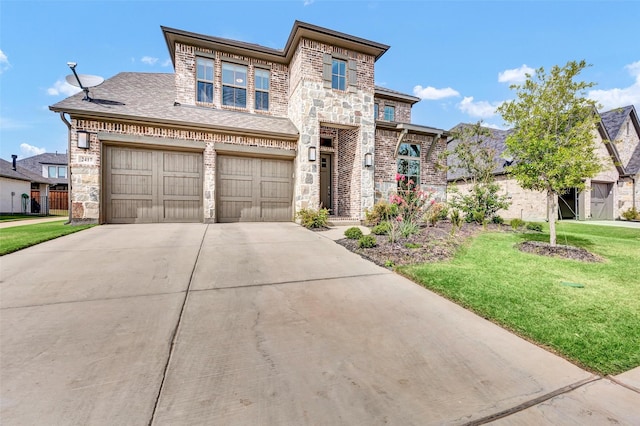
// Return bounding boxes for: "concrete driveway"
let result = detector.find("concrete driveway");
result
[1,223,638,425]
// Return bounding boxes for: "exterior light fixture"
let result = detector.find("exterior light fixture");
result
[308,146,317,161]
[364,152,373,167]
[77,131,90,149]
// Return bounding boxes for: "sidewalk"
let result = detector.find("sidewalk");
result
[0,216,68,229]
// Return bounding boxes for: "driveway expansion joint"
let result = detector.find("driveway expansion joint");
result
[606,375,640,394]
[147,224,209,426]
[461,375,602,425]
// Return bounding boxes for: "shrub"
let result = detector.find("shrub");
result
[358,234,377,248]
[448,183,511,225]
[526,222,543,232]
[492,215,504,224]
[621,207,640,221]
[364,201,398,226]
[450,209,463,228]
[371,221,392,235]
[344,227,364,239]
[424,202,448,226]
[399,220,420,238]
[296,207,329,229]
[510,218,525,231]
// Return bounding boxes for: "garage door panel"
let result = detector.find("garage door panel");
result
[217,155,292,222]
[105,146,202,223]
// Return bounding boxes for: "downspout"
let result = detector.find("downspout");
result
[59,112,72,224]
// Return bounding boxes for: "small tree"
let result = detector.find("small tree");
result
[497,60,602,246]
[446,121,511,224]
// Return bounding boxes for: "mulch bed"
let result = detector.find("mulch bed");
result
[333,221,603,268]
[516,241,603,262]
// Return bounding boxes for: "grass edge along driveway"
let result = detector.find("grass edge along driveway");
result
[399,222,640,376]
[0,221,95,255]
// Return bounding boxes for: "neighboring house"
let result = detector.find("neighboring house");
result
[447,105,640,221]
[17,153,69,213]
[0,157,51,214]
[50,21,447,224]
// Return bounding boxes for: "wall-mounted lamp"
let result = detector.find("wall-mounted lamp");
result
[308,146,317,161]
[364,152,373,167]
[77,131,90,149]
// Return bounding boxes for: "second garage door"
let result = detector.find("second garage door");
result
[217,155,293,222]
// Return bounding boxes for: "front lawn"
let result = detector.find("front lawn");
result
[0,221,95,255]
[399,222,640,376]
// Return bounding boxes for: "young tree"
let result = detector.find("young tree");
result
[446,121,511,224]
[497,60,602,246]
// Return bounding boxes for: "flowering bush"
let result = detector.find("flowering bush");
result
[386,175,436,242]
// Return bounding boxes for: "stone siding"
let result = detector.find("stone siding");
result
[612,115,640,169]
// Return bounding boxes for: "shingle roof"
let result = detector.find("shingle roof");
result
[600,105,633,140]
[16,153,68,186]
[50,73,299,139]
[0,158,51,184]
[446,123,513,181]
[374,86,420,104]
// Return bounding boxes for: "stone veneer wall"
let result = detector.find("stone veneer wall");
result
[288,38,376,218]
[173,42,289,117]
[612,115,640,168]
[69,118,295,223]
[373,97,412,124]
[374,129,447,203]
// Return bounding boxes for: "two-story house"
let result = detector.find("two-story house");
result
[50,21,447,224]
[17,153,69,213]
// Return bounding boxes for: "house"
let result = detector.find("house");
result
[17,153,69,213]
[0,156,51,214]
[447,105,640,221]
[49,21,447,224]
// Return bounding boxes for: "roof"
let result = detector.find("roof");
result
[446,124,513,181]
[0,158,51,184]
[600,105,640,175]
[162,20,390,67]
[49,73,299,140]
[16,153,68,186]
[374,86,420,105]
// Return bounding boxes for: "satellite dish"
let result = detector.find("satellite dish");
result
[65,62,104,101]
[65,74,104,88]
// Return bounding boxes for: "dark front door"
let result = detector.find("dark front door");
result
[320,153,332,211]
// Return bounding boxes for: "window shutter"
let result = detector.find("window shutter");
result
[348,59,357,92]
[323,53,332,89]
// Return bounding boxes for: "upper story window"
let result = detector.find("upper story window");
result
[196,58,214,103]
[255,68,270,111]
[332,59,347,91]
[374,103,379,120]
[47,166,67,179]
[222,63,247,108]
[397,143,420,190]
[384,105,395,121]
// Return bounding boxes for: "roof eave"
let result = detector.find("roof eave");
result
[49,106,299,141]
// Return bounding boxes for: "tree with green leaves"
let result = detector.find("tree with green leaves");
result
[446,121,511,224]
[497,60,602,246]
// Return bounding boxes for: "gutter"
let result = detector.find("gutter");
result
[59,112,72,224]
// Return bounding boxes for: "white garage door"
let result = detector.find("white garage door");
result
[217,155,293,222]
[104,146,202,223]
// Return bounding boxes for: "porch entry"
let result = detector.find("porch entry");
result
[320,153,332,211]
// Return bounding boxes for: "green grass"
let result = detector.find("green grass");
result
[0,214,47,222]
[0,221,95,255]
[399,222,640,375]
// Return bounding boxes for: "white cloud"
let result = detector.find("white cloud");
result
[47,79,82,97]
[161,59,172,67]
[482,122,506,130]
[304,0,315,5]
[20,143,46,157]
[0,49,10,74]
[589,60,640,110]
[498,64,534,84]
[0,116,26,130]
[458,96,502,118]
[413,85,460,100]
[141,56,159,66]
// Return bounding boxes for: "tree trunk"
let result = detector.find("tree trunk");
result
[547,190,557,247]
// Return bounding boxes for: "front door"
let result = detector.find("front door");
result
[590,182,613,220]
[320,153,332,211]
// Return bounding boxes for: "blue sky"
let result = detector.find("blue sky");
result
[1,0,639,160]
